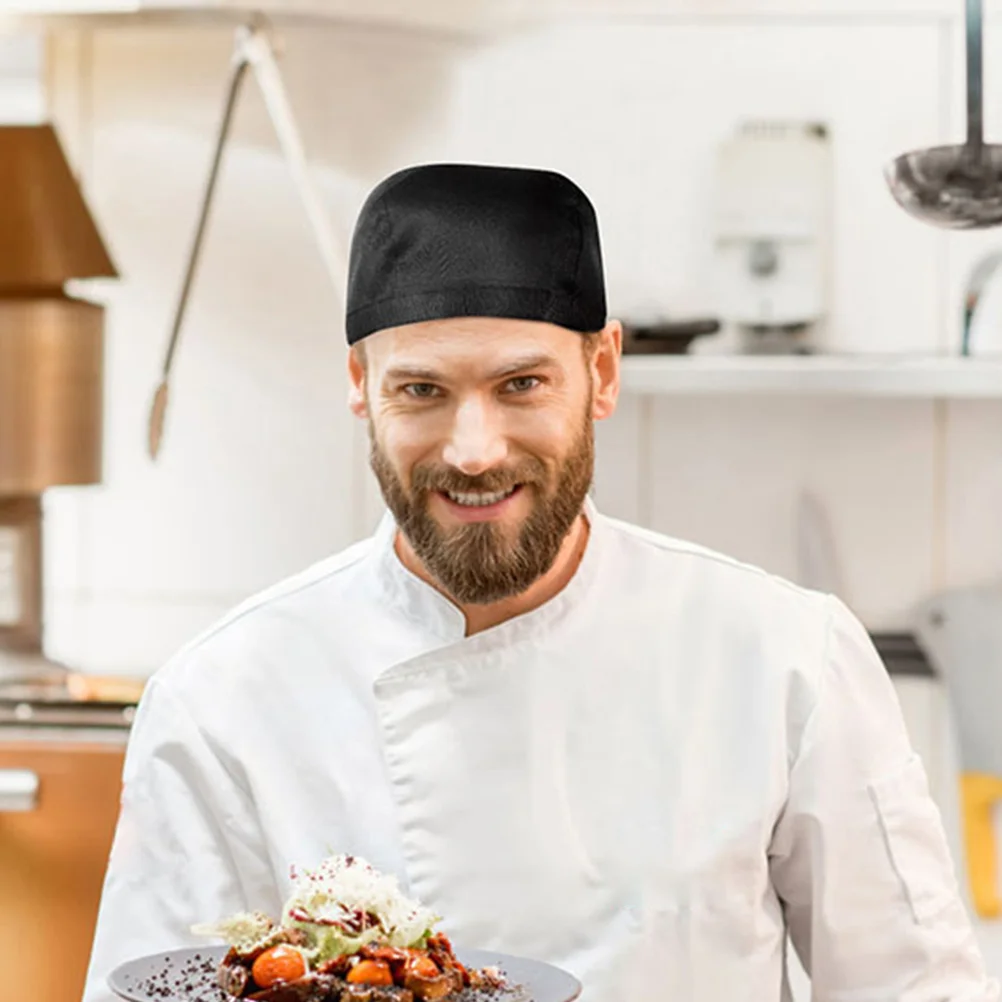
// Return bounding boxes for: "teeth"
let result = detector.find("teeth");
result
[445,487,517,507]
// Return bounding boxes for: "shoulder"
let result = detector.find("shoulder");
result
[598,512,849,690]
[598,513,882,748]
[150,534,378,704]
[600,512,831,620]
[598,515,886,773]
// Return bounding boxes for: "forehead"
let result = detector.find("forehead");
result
[363,317,582,378]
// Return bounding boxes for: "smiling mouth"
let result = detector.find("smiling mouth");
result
[440,485,522,508]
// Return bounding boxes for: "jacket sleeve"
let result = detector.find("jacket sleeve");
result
[82,671,278,1002]
[768,595,999,1002]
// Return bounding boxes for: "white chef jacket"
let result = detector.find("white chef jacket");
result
[83,500,998,1002]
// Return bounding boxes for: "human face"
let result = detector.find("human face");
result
[348,317,620,605]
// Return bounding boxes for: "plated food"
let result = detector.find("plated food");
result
[107,853,581,1002]
[191,854,510,1002]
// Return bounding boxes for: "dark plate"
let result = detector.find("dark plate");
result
[108,945,582,1002]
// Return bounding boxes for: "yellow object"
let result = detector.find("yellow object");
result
[960,773,1002,919]
[65,674,146,705]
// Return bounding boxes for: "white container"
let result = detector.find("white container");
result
[713,120,832,351]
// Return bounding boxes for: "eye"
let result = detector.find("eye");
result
[403,383,441,399]
[503,376,541,394]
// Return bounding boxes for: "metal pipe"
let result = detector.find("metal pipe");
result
[967,0,984,152]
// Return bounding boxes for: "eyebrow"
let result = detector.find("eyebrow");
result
[383,365,442,383]
[383,353,558,384]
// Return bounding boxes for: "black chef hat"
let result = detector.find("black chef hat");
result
[345,163,607,344]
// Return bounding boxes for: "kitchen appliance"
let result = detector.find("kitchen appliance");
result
[713,120,832,354]
[620,318,721,355]
[886,0,1002,229]
[914,585,1002,919]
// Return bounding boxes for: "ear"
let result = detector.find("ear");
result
[589,320,621,421]
[347,345,368,419]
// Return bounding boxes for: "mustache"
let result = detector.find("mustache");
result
[410,459,548,495]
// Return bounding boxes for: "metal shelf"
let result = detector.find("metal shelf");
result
[620,354,1002,398]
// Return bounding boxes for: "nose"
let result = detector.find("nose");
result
[442,395,508,475]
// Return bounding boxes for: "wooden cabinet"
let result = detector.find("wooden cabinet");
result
[0,738,125,1002]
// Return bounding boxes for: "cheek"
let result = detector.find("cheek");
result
[376,418,439,474]
[508,401,585,461]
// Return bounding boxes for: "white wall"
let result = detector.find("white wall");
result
[13,1,1002,985]
[0,31,42,118]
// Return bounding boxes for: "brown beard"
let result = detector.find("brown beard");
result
[370,413,594,605]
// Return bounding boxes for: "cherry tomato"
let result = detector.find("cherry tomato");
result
[347,959,394,986]
[251,945,307,988]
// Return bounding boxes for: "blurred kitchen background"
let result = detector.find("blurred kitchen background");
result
[4,1,1002,1000]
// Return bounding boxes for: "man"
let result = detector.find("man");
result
[84,164,997,1002]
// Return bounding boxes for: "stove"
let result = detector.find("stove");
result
[0,683,136,729]
[0,651,139,732]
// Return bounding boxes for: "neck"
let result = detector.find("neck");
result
[394,511,591,636]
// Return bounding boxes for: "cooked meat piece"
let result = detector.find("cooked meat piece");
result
[357,946,410,965]
[247,973,342,1002]
[401,967,463,1001]
[467,967,507,992]
[316,956,353,978]
[423,937,468,986]
[218,962,250,997]
[351,946,447,989]
[424,935,455,960]
[341,985,414,1002]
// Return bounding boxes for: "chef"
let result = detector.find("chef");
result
[84,163,997,1002]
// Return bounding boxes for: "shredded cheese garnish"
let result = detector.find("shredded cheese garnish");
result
[281,854,438,949]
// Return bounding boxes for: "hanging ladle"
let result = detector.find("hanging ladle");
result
[885,0,1002,228]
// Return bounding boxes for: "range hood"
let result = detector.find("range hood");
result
[0,124,116,291]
